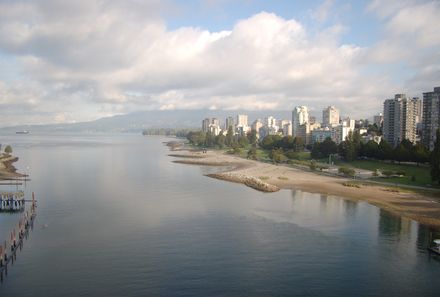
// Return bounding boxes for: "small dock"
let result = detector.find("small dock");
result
[0,191,26,212]
[0,192,37,282]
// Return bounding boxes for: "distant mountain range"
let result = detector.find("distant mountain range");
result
[0,110,292,133]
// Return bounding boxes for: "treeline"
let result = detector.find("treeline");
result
[142,128,195,137]
[186,127,257,149]
[252,135,305,163]
[259,135,304,151]
[311,131,430,164]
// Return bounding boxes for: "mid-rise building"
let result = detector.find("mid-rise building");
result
[322,106,339,127]
[259,126,280,139]
[311,128,332,143]
[251,119,263,138]
[202,118,221,135]
[236,114,248,127]
[383,94,419,147]
[311,120,354,145]
[265,116,277,128]
[282,121,292,136]
[422,87,440,150]
[292,106,309,138]
[333,119,355,144]
[373,113,383,127]
[225,116,235,130]
[211,118,220,127]
[202,118,211,133]
[235,114,250,136]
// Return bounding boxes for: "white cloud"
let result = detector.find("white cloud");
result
[0,0,438,126]
[366,0,440,96]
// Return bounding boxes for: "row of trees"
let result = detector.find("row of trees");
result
[311,131,430,164]
[259,135,304,151]
[142,128,192,137]
[186,127,257,149]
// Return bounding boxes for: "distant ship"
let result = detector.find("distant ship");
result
[16,130,30,134]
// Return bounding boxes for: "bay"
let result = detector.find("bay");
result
[0,133,439,297]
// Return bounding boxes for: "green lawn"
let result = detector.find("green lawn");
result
[295,151,311,160]
[336,159,435,188]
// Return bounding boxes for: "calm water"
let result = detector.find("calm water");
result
[0,133,440,297]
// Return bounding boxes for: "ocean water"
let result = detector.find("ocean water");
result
[0,133,439,297]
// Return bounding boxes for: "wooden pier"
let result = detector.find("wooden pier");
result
[0,192,37,282]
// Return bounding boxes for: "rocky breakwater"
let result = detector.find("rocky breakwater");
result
[207,172,280,193]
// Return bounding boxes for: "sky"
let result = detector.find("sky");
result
[0,0,439,126]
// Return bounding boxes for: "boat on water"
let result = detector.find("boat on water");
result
[15,130,29,134]
[428,239,440,255]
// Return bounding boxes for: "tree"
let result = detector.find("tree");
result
[311,138,337,159]
[205,131,215,147]
[4,145,12,155]
[367,123,382,136]
[237,135,249,148]
[321,137,338,158]
[247,147,257,160]
[338,131,361,162]
[225,126,234,147]
[269,148,286,164]
[293,137,304,152]
[247,129,258,145]
[215,134,226,148]
[431,129,440,183]
[280,136,295,150]
[260,135,282,150]
[378,139,393,160]
[394,143,411,163]
[311,143,321,159]
[360,140,379,158]
[413,143,429,165]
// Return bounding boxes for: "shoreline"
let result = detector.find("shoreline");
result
[170,146,440,228]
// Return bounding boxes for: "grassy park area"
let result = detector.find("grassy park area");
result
[335,159,434,187]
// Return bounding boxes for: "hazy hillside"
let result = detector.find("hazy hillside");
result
[0,110,292,133]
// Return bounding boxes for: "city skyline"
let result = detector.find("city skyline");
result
[0,0,439,127]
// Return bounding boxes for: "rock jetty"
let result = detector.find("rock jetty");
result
[207,172,280,193]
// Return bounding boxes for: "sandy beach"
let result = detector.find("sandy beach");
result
[170,148,440,228]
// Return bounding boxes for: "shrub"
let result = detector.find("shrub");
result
[285,150,300,160]
[381,170,394,177]
[338,167,356,177]
[342,182,361,188]
[233,147,242,155]
[247,148,257,160]
[4,145,12,154]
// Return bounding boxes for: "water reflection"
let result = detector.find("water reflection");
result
[343,199,358,218]
[0,134,439,297]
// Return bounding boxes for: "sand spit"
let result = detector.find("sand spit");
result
[168,154,206,159]
[0,155,24,180]
[168,145,440,228]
